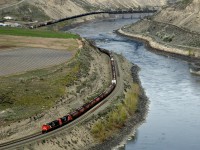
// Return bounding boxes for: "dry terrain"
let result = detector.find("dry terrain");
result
[0,39,142,150]
[0,47,73,76]
[0,35,80,76]
[15,52,137,150]
[0,41,111,145]
[0,35,79,51]
[0,0,19,7]
[119,0,200,59]
[29,0,167,19]
[153,0,200,33]
[0,0,168,21]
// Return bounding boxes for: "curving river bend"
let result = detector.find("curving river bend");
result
[68,17,200,150]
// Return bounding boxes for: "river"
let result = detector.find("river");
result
[68,17,200,150]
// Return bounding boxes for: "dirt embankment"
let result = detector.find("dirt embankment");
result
[154,0,200,33]
[117,0,200,60]
[0,40,111,144]
[1,43,148,150]
[118,19,200,59]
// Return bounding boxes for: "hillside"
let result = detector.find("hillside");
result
[119,0,200,58]
[30,0,167,19]
[0,0,168,21]
[153,0,200,33]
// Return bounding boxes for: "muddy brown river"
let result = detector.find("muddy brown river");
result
[69,17,200,150]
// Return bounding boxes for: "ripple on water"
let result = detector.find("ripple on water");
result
[69,18,200,150]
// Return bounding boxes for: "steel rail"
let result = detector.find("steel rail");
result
[0,46,121,150]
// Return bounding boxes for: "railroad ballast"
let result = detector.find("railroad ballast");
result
[42,48,117,133]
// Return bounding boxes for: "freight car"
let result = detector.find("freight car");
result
[42,48,117,133]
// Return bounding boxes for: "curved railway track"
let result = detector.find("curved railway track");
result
[0,45,123,150]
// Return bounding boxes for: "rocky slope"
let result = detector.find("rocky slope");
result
[30,0,168,18]
[119,0,200,59]
[153,0,200,33]
[0,0,168,21]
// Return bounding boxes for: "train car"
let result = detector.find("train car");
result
[41,47,117,134]
[82,102,91,111]
[42,120,61,133]
[59,114,73,125]
[71,106,85,119]
[100,84,115,100]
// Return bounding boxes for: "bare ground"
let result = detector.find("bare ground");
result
[22,52,137,150]
[0,35,79,51]
[0,42,142,150]
[0,41,111,145]
[0,35,81,76]
[0,47,73,76]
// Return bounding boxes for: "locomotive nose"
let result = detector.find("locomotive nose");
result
[42,125,48,133]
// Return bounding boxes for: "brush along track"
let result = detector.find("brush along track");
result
[0,47,124,150]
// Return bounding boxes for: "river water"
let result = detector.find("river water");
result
[68,18,200,150]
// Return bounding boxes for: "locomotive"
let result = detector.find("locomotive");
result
[42,49,117,133]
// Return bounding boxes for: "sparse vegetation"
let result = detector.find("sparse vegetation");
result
[91,83,139,141]
[0,2,50,22]
[0,44,92,123]
[182,0,192,5]
[156,31,175,42]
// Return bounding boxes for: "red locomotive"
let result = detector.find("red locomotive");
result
[42,49,117,133]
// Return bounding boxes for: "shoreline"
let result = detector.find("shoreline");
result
[89,64,149,150]
[117,28,200,62]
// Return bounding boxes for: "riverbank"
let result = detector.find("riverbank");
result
[89,64,148,150]
[11,42,149,150]
[117,19,200,62]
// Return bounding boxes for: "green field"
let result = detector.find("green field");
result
[0,27,79,39]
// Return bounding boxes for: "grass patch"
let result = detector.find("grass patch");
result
[91,83,140,141]
[0,27,79,39]
[0,44,92,123]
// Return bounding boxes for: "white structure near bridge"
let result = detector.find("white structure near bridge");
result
[3,16,13,20]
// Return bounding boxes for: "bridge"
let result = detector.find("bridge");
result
[32,10,157,28]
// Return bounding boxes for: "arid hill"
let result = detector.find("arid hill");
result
[119,0,200,58]
[153,0,200,33]
[1,0,168,21]
[29,0,167,19]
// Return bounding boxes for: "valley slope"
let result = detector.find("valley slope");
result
[0,0,168,21]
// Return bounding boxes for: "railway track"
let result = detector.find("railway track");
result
[0,47,124,150]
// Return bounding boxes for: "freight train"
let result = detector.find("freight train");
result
[29,10,157,29]
[42,48,117,133]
